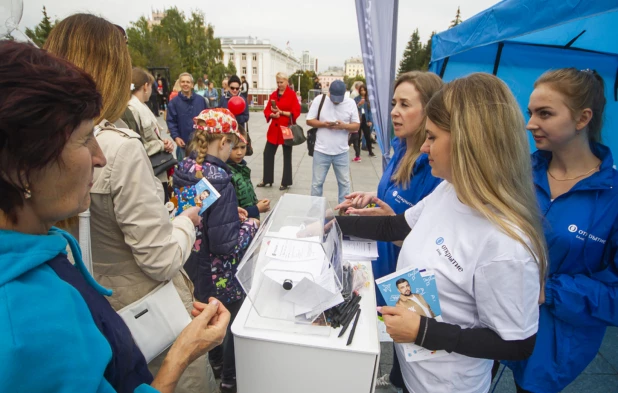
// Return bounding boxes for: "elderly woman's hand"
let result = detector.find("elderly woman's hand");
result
[152,298,230,393]
[270,112,280,119]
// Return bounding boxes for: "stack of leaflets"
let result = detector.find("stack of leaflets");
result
[376,266,448,362]
[170,178,220,216]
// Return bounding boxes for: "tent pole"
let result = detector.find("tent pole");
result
[493,43,505,76]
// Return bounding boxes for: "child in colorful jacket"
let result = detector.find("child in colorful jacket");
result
[172,109,259,393]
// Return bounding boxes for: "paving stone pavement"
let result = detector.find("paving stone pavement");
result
[160,113,618,393]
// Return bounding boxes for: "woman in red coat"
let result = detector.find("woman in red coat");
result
[257,72,301,190]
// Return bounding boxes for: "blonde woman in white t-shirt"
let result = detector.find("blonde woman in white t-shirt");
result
[335,73,547,393]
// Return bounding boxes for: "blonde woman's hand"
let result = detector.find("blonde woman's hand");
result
[379,305,421,343]
[335,191,375,211]
[346,197,395,217]
[179,206,201,226]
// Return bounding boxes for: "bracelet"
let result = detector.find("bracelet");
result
[419,317,429,347]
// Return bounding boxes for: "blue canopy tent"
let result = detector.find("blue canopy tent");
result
[429,0,618,154]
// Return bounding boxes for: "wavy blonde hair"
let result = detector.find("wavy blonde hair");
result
[44,14,132,123]
[391,71,444,187]
[425,73,547,282]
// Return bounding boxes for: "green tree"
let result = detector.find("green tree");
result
[450,7,463,28]
[126,8,223,83]
[420,31,436,71]
[25,6,56,47]
[344,74,366,90]
[290,70,318,101]
[398,29,425,74]
[226,60,237,76]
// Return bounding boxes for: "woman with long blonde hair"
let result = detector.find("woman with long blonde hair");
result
[335,73,547,393]
[44,14,218,393]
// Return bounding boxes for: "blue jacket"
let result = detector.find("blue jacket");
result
[0,228,157,393]
[354,95,373,124]
[167,93,208,144]
[374,137,441,305]
[219,93,250,125]
[204,88,219,107]
[506,143,618,392]
[173,153,256,304]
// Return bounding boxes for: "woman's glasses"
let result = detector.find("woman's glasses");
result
[229,86,240,91]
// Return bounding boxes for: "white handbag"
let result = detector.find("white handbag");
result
[118,281,192,363]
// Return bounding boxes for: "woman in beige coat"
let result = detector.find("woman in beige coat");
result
[44,14,218,393]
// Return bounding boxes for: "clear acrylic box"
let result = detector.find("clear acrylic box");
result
[236,194,344,328]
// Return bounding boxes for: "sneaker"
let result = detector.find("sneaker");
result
[353,156,362,162]
[369,152,376,157]
[375,374,402,392]
[220,382,237,393]
[211,364,222,379]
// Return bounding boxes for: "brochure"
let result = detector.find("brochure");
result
[171,178,220,216]
[376,266,448,362]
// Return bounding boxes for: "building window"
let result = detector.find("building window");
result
[242,53,246,60]
[242,67,247,74]
[252,67,257,75]
[252,53,257,61]
[253,81,257,88]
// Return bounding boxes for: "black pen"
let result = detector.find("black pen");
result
[346,308,362,346]
[338,304,360,337]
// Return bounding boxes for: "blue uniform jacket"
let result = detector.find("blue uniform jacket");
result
[374,137,442,305]
[166,93,208,144]
[506,143,618,392]
[219,93,250,125]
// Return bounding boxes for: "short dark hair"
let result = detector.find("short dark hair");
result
[228,75,241,86]
[395,278,409,287]
[0,42,102,223]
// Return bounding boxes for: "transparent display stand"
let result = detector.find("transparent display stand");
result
[235,194,344,335]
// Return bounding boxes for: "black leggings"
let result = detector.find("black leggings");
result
[208,299,244,384]
[351,117,373,157]
[262,141,292,186]
[492,361,532,393]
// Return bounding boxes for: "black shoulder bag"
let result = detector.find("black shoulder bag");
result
[306,94,327,157]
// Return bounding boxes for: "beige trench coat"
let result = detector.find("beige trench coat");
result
[90,120,217,393]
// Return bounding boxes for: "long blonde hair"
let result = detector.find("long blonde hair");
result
[425,73,547,282]
[44,14,132,123]
[391,71,443,187]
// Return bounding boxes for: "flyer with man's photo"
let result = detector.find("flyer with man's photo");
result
[376,267,448,362]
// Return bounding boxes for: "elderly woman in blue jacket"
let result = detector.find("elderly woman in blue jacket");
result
[504,68,618,393]
[0,41,229,393]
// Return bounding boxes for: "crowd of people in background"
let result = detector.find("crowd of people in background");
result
[0,9,616,393]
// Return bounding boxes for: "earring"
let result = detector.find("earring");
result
[24,187,32,199]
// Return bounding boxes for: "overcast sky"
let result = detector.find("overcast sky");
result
[16,0,497,70]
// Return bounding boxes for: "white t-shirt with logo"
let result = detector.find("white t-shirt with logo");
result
[306,94,360,156]
[397,181,540,393]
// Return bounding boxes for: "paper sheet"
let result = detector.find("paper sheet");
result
[266,238,323,261]
[342,240,378,259]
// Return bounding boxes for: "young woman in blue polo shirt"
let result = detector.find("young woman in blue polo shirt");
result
[505,68,618,393]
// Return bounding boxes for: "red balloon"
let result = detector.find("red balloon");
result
[228,96,246,116]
